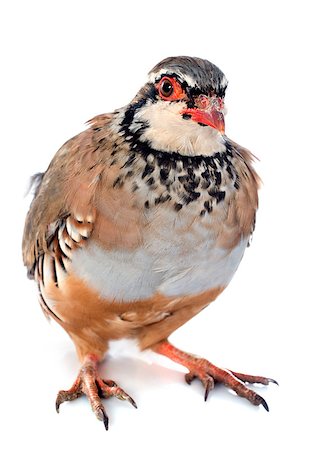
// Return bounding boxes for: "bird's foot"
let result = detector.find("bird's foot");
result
[153,340,277,410]
[55,354,137,430]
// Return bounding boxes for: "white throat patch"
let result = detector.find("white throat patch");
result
[130,100,225,156]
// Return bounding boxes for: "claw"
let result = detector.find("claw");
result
[102,410,109,431]
[259,397,269,412]
[55,391,63,413]
[127,396,138,409]
[268,378,279,386]
[204,377,215,402]
[204,385,210,402]
[56,398,62,413]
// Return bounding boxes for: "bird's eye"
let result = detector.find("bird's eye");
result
[156,76,186,101]
[159,78,174,97]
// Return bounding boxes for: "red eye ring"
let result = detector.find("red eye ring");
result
[156,76,186,101]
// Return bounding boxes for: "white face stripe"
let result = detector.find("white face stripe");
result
[148,69,197,88]
[148,69,228,91]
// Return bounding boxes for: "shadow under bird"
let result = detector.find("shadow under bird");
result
[22,56,277,430]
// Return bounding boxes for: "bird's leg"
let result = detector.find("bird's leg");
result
[56,354,137,430]
[152,340,277,410]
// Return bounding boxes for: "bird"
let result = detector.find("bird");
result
[22,56,276,430]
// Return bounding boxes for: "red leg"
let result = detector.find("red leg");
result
[56,354,137,430]
[152,340,277,410]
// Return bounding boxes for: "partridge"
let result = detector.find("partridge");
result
[22,56,276,430]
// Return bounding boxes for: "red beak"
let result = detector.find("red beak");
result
[181,99,225,134]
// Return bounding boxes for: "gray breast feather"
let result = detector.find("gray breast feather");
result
[70,235,248,302]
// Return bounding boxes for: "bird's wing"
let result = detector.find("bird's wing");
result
[227,138,260,232]
[215,137,260,250]
[22,113,120,280]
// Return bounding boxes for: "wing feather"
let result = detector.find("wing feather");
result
[22,114,116,279]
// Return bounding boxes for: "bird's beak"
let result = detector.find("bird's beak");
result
[181,96,225,134]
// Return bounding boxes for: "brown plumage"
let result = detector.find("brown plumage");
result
[22,56,275,430]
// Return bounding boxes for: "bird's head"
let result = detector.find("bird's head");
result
[122,56,228,156]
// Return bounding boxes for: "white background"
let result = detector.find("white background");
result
[1,0,335,448]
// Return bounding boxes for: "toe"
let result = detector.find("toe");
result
[229,371,278,386]
[94,404,109,430]
[185,372,196,385]
[55,387,83,412]
[96,379,137,408]
[202,376,215,401]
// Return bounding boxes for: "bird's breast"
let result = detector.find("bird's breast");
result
[63,142,253,303]
[70,206,248,302]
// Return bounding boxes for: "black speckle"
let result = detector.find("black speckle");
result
[185,182,199,193]
[198,122,207,127]
[132,183,139,192]
[226,145,233,157]
[126,170,134,178]
[182,113,192,120]
[187,167,195,178]
[207,158,217,170]
[160,167,170,182]
[155,194,171,205]
[201,169,210,180]
[209,189,226,203]
[214,171,222,185]
[174,203,183,211]
[215,154,224,167]
[51,258,58,287]
[182,158,191,170]
[113,176,123,188]
[146,177,155,186]
[200,210,206,217]
[154,150,177,171]
[122,153,136,168]
[142,164,155,179]
[201,179,211,189]
[204,200,213,213]
[97,138,106,146]
[227,165,234,179]
[178,175,188,183]
[144,200,150,209]
[184,191,201,204]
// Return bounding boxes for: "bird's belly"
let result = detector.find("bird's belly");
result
[71,224,248,302]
